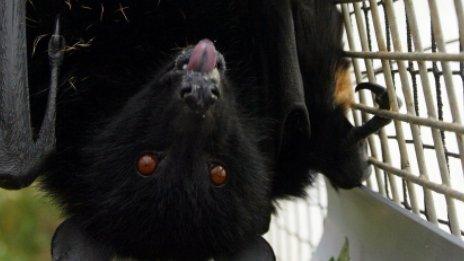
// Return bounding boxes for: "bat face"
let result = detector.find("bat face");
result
[44,41,272,259]
[308,112,372,189]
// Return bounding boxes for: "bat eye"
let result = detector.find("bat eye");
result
[210,164,228,186]
[136,153,158,176]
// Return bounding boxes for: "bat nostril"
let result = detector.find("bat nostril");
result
[184,94,200,111]
[180,85,192,99]
[181,83,219,113]
[211,86,220,98]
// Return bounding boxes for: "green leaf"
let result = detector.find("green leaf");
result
[337,238,350,261]
[328,237,350,261]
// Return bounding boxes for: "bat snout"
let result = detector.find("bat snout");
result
[180,72,221,114]
[175,39,225,114]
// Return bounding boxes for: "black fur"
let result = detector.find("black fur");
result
[43,56,273,259]
[23,0,379,259]
[292,0,374,189]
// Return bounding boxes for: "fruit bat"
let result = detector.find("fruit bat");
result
[0,0,394,260]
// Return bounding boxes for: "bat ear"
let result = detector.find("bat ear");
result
[215,236,276,261]
[52,218,114,261]
[273,106,312,197]
[254,0,312,197]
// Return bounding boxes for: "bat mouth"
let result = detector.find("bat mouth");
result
[174,39,226,74]
[174,40,226,115]
[187,39,217,73]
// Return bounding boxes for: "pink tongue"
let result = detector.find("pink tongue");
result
[187,39,217,73]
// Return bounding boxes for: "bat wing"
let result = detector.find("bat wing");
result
[216,236,276,261]
[252,0,313,198]
[52,218,114,261]
[53,218,275,261]
[0,2,63,190]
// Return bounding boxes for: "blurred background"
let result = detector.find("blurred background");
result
[0,185,61,260]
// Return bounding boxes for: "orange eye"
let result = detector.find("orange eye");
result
[137,154,158,176]
[210,164,228,186]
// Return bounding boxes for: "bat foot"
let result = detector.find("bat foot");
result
[348,82,401,142]
[355,82,402,110]
[324,139,372,189]
[48,15,65,65]
[0,14,64,190]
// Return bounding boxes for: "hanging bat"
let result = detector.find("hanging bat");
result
[0,0,394,260]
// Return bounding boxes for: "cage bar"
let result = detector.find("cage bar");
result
[268,0,464,259]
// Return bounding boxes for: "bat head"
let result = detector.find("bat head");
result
[309,111,372,189]
[45,40,273,259]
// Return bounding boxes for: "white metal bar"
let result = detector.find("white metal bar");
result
[382,0,438,224]
[342,4,384,195]
[368,0,419,214]
[428,0,464,179]
[401,0,463,235]
[352,1,401,203]
[403,0,464,236]
[370,158,464,202]
[428,0,464,236]
[353,103,464,134]
[345,50,464,61]
[453,0,464,51]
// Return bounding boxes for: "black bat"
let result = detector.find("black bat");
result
[0,0,394,260]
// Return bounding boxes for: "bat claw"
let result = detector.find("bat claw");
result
[355,82,386,94]
[347,82,400,143]
[48,16,65,64]
[355,82,389,109]
[355,82,402,110]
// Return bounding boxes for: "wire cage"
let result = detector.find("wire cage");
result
[266,0,464,260]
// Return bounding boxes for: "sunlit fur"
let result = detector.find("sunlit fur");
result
[334,61,354,111]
